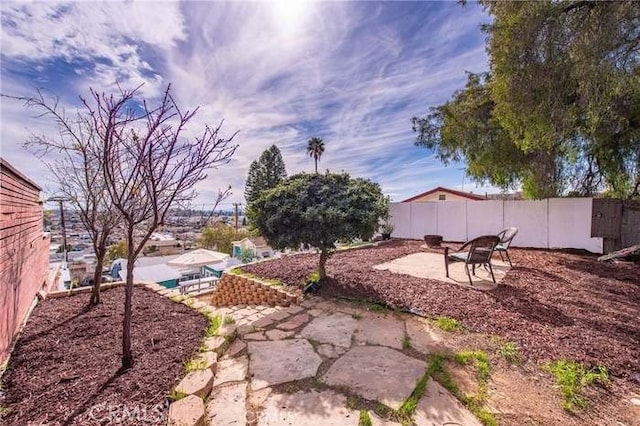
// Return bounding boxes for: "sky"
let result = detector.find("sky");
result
[0,1,493,210]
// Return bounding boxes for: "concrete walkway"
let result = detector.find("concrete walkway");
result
[201,296,482,426]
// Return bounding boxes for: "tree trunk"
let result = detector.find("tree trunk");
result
[121,236,135,370]
[314,157,318,174]
[318,249,329,282]
[89,254,104,306]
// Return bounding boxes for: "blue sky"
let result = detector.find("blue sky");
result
[1,1,493,209]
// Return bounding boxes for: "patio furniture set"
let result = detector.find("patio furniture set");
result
[441,227,518,286]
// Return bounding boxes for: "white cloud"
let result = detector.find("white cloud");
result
[1,1,496,206]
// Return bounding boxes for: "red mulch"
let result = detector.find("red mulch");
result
[0,286,207,425]
[242,240,640,381]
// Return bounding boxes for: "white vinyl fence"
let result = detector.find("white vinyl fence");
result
[390,198,603,253]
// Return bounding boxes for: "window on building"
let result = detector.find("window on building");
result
[438,194,446,200]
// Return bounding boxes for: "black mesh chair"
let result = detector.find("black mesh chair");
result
[444,235,500,286]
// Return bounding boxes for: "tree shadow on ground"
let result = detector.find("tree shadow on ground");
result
[560,258,640,286]
[489,282,575,327]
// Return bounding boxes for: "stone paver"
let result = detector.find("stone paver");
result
[298,313,358,348]
[300,299,317,308]
[307,309,323,317]
[224,340,247,358]
[355,316,405,349]
[258,390,358,426]
[168,394,205,426]
[246,314,263,323]
[266,310,290,322]
[251,317,275,328]
[316,343,347,359]
[217,324,237,337]
[214,356,248,387]
[322,346,426,410]
[203,336,226,353]
[276,313,310,330]
[237,324,254,335]
[195,351,218,373]
[370,412,401,426]
[405,319,443,354]
[205,382,247,426]
[413,380,482,426]
[176,369,214,398]
[265,329,294,340]
[286,305,305,315]
[244,331,267,340]
[248,339,322,390]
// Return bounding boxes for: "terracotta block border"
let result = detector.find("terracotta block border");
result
[208,273,301,307]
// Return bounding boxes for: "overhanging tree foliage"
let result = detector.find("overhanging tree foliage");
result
[244,145,287,204]
[248,173,388,281]
[413,1,640,198]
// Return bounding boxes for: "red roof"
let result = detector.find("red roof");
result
[402,186,486,202]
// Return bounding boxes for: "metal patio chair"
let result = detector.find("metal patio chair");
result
[444,235,500,285]
[495,227,518,267]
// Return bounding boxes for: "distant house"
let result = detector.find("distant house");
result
[232,237,274,259]
[143,232,182,256]
[402,186,486,202]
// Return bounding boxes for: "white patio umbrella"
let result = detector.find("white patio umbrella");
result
[167,249,229,269]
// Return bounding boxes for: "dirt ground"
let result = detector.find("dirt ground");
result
[0,286,207,426]
[242,240,640,424]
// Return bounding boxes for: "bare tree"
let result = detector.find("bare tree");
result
[84,84,237,369]
[16,91,120,306]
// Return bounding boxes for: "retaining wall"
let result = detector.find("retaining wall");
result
[209,273,301,307]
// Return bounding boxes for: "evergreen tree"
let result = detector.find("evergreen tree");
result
[244,145,287,204]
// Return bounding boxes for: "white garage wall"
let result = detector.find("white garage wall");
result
[390,198,603,253]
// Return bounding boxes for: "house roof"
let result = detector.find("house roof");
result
[233,236,270,248]
[1,157,42,191]
[402,186,486,202]
[122,264,181,283]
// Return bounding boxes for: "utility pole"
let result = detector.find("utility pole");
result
[48,196,69,264]
[233,203,239,232]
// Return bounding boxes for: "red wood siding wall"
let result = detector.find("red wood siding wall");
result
[0,159,49,363]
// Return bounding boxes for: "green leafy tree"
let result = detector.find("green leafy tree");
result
[412,73,533,194]
[484,1,640,198]
[238,247,257,263]
[248,173,388,282]
[244,145,287,204]
[56,244,73,253]
[306,137,325,174]
[414,1,640,198]
[199,222,250,255]
[106,240,127,263]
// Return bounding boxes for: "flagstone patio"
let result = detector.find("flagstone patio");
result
[198,295,482,426]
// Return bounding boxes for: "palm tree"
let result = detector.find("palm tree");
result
[306,137,325,173]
